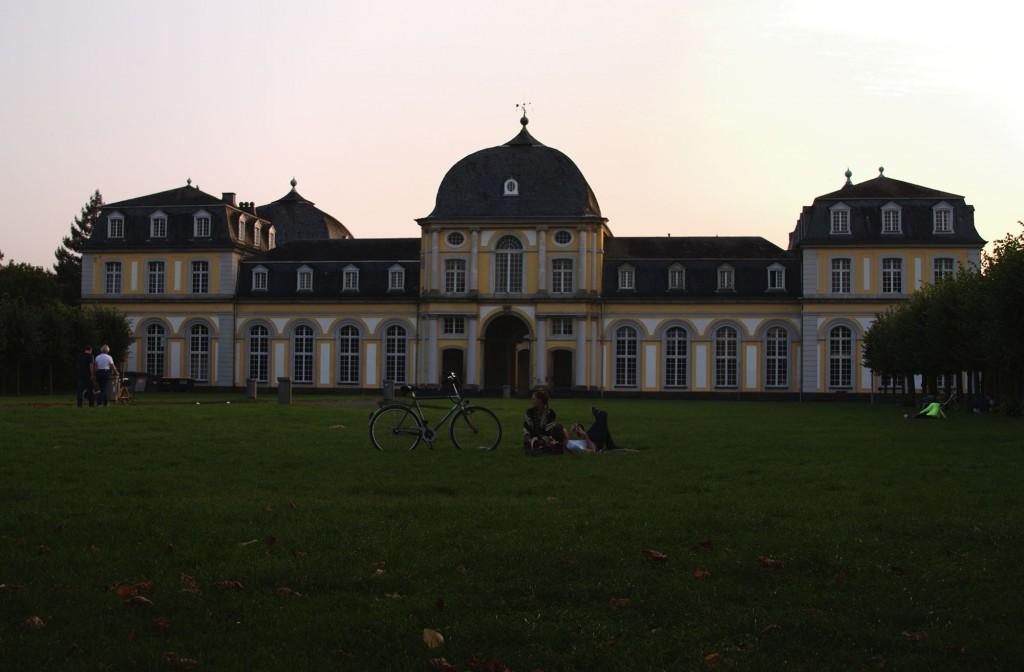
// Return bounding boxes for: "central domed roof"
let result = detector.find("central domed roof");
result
[257,179,352,244]
[422,119,602,221]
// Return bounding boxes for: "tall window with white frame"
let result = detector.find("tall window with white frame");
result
[551,258,574,294]
[248,325,270,383]
[108,215,124,239]
[717,266,735,291]
[830,207,850,234]
[237,217,246,243]
[385,324,407,383]
[145,323,166,377]
[933,207,953,233]
[882,205,901,234]
[767,266,785,290]
[442,316,465,336]
[254,222,262,247]
[494,236,523,293]
[831,258,852,294]
[714,326,738,388]
[343,266,359,292]
[933,257,955,283]
[444,259,466,294]
[252,268,268,291]
[191,260,209,294]
[550,318,573,336]
[194,213,211,238]
[147,261,165,294]
[388,266,405,291]
[337,325,360,385]
[668,264,685,290]
[614,325,638,388]
[829,325,853,389]
[188,323,210,383]
[297,268,313,292]
[664,326,688,388]
[105,261,122,294]
[150,213,167,238]
[764,326,788,388]
[881,258,902,294]
[617,265,634,290]
[293,325,315,384]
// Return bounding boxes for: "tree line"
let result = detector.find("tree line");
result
[863,223,1024,411]
[0,190,132,395]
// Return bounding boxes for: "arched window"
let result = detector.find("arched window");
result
[494,235,523,293]
[503,178,519,196]
[664,326,688,388]
[764,326,788,388]
[145,323,166,377]
[248,325,269,383]
[385,324,407,383]
[714,326,738,388]
[188,323,210,383]
[293,325,315,384]
[614,325,638,388]
[829,325,853,389]
[337,325,360,385]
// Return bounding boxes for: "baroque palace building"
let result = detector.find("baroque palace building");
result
[81,116,985,397]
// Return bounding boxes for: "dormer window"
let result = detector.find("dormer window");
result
[253,221,262,247]
[252,265,268,291]
[830,203,851,235]
[150,212,167,238]
[503,178,519,196]
[388,264,405,291]
[617,264,635,291]
[717,265,735,291]
[881,203,902,234]
[668,264,685,290]
[933,203,954,234]
[342,265,359,292]
[237,216,246,243]
[297,265,313,292]
[193,211,211,238]
[107,213,124,239]
[268,228,276,249]
[767,263,786,291]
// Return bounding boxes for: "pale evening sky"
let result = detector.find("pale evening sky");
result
[0,0,1020,267]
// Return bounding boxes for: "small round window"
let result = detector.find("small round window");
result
[553,230,573,245]
[446,231,465,247]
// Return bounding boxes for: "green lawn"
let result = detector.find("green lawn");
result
[1,395,1022,671]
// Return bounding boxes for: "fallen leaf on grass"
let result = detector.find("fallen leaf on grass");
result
[238,539,259,546]
[758,555,784,570]
[213,580,244,591]
[374,568,385,576]
[275,587,302,598]
[288,501,298,509]
[423,628,445,649]
[901,630,928,642]
[545,496,559,503]
[124,595,154,607]
[263,505,274,513]
[292,550,308,559]
[609,597,632,608]
[22,615,45,629]
[704,652,721,663]
[328,424,346,430]
[643,549,669,562]
[180,574,200,594]
[162,652,200,669]
[693,569,711,579]
[429,658,457,672]
[384,592,402,600]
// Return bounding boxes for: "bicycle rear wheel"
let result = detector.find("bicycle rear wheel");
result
[370,405,422,452]
[450,405,502,451]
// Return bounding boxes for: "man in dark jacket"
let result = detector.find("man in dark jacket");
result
[75,345,96,408]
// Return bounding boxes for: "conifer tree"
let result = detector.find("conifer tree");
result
[54,189,103,304]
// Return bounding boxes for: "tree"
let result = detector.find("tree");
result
[0,260,61,305]
[54,189,103,305]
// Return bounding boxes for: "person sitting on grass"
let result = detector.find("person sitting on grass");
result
[523,389,561,455]
[905,393,948,420]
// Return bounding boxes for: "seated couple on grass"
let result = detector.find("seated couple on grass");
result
[522,390,626,456]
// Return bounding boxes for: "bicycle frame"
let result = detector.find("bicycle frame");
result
[398,379,468,438]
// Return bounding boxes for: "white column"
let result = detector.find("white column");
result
[537,228,546,292]
[577,227,587,292]
[536,318,546,385]
[591,231,599,291]
[467,318,478,385]
[431,230,440,292]
[173,261,182,291]
[319,341,331,385]
[589,319,597,388]
[644,343,657,389]
[695,343,708,388]
[365,342,378,386]
[575,318,586,386]
[863,258,871,291]
[130,261,138,291]
[914,257,922,290]
[470,230,479,291]
[274,342,285,381]
[744,344,757,389]
[428,317,438,385]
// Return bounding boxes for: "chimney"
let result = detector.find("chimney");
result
[222,192,237,206]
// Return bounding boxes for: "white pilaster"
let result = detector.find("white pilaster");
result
[644,343,656,388]
[274,342,285,381]
[537,227,546,292]
[470,230,479,291]
[536,317,546,385]
[695,343,708,389]
[863,258,871,291]
[173,261,182,291]
[914,257,923,290]
[365,343,378,386]
[431,230,440,292]
[467,318,478,385]
[575,319,586,386]
[130,261,138,291]
[744,344,757,389]
[577,227,586,292]
[319,342,331,385]
[591,231,598,290]
[428,318,438,384]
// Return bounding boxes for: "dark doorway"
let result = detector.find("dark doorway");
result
[441,348,464,386]
[483,313,531,392]
[551,349,573,390]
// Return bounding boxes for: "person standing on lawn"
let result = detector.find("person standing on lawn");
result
[75,345,96,408]
[94,344,119,407]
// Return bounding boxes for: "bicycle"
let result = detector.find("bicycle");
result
[368,372,502,451]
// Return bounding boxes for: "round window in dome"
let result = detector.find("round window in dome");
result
[553,230,573,245]
[446,231,465,247]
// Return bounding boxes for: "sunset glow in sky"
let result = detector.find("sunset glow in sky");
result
[1,0,1021,266]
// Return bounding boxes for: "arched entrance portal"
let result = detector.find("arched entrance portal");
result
[483,313,531,393]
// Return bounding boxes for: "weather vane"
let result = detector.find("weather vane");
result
[516,101,531,125]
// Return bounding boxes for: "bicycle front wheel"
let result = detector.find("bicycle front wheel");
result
[370,405,422,452]
[450,406,502,451]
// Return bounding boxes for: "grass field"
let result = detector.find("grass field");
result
[1,393,1022,671]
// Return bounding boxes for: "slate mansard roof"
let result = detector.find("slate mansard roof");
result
[602,236,800,300]
[238,239,420,300]
[789,171,984,248]
[420,119,603,222]
[256,181,352,245]
[86,184,272,251]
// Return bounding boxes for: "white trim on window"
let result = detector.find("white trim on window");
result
[550,317,574,337]
[829,202,851,235]
[296,265,314,292]
[767,263,786,291]
[342,264,360,292]
[880,202,902,235]
[503,178,519,196]
[150,211,168,239]
[932,202,954,234]
[553,230,573,246]
[237,215,246,243]
[446,231,466,247]
[193,210,212,238]
[107,212,125,239]
[551,258,574,294]
[387,264,405,292]
[716,264,735,291]
[442,316,466,335]
[252,265,268,291]
[617,264,635,291]
[268,227,276,249]
[667,263,685,291]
